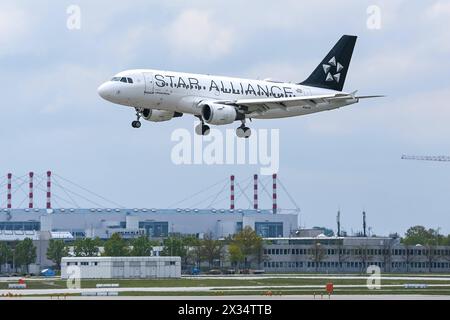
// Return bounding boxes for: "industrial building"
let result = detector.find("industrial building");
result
[0,172,298,240]
[0,208,298,239]
[263,236,450,273]
[61,256,181,279]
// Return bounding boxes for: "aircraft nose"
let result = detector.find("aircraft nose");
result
[97,82,111,100]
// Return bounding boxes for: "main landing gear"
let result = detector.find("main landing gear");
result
[236,120,251,138]
[195,117,210,136]
[194,118,252,138]
[132,108,142,128]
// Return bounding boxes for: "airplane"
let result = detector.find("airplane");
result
[97,35,382,138]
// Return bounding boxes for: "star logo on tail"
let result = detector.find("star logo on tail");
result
[323,56,344,83]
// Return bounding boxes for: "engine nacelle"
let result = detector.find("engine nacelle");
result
[142,109,182,122]
[201,103,243,125]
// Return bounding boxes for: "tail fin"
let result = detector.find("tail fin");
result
[300,35,357,91]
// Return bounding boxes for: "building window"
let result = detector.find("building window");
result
[0,221,40,231]
[255,222,283,238]
[139,221,169,237]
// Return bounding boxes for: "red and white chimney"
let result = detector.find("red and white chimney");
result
[7,173,12,209]
[272,173,277,214]
[230,175,235,210]
[253,174,258,210]
[29,172,34,208]
[46,171,52,209]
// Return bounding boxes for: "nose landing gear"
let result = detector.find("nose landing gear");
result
[131,120,141,128]
[132,108,142,128]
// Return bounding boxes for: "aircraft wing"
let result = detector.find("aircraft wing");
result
[215,93,384,114]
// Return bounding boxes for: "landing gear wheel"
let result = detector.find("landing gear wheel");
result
[195,124,210,136]
[132,120,141,128]
[131,108,143,128]
[236,126,251,138]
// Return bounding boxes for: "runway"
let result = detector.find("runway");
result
[1,294,450,300]
[1,283,450,296]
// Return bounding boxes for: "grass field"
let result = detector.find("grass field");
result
[1,275,450,296]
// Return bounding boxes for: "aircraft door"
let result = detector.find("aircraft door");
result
[143,72,154,94]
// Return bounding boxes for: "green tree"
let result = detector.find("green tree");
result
[185,237,202,269]
[161,237,187,258]
[14,238,36,273]
[228,243,244,270]
[74,238,101,257]
[230,226,263,269]
[444,235,450,246]
[0,242,12,271]
[402,226,435,245]
[103,233,129,256]
[46,239,69,270]
[201,233,224,268]
[130,236,153,256]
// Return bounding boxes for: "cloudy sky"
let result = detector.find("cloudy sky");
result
[1,0,450,236]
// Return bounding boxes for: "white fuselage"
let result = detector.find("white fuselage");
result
[97,69,356,120]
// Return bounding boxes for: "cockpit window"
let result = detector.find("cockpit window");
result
[110,76,133,83]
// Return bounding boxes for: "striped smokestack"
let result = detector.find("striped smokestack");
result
[253,174,258,210]
[46,171,52,209]
[272,173,277,214]
[7,173,12,209]
[29,172,34,209]
[230,175,235,210]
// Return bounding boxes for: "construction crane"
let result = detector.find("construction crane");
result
[401,155,450,162]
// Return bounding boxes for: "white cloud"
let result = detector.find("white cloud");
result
[0,4,31,55]
[426,1,450,18]
[166,9,233,60]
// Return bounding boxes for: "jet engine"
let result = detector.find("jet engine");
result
[142,109,183,122]
[200,103,243,125]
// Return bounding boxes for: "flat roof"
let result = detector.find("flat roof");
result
[1,208,280,215]
[61,256,181,261]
